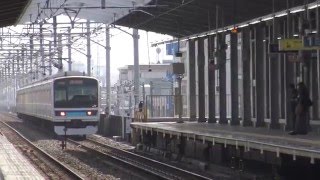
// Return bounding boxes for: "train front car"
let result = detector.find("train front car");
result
[53,77,100,136]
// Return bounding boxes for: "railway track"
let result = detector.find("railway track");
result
[0,120,84,180]
[68,137,212,180]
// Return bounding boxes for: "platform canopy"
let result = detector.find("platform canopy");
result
[17,0,152,25]
[114,0,317,37]
[0,0,29,27]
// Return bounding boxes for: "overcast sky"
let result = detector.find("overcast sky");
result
[69,26,173,85]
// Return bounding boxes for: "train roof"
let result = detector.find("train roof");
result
[18,71,99,91]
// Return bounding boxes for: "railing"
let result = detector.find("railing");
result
[145,94,240,119]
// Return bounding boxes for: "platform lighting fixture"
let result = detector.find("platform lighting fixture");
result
[312,30,318,34]
[250,20,260,25]
[293,34,299,37]
[291,8,305,14]
[198,34,207,38]
[275,13,287,17]
[239,24,249,28]
[217,30,224,33]
[262,17,273,21]
[308,4,319,9]
[277,37,282,40]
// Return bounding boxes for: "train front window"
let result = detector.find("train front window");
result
[54,79,98,108]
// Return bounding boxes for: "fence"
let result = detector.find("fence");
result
[145,94,241,119]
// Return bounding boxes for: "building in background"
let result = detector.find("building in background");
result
[113,62,188,117]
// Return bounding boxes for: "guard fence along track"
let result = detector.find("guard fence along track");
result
[0,120,84,180]
[68,137,212,180]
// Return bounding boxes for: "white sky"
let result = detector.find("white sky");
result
[88,28,173,84]
[3,15,174,85]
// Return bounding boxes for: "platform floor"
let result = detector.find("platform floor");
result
[131,121,320,162]
[0,134,44,179]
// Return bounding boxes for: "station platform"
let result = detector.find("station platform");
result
[0,134,44,179]
[131,121,320,163]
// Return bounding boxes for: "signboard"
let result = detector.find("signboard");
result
[279,39,304,51]
[125,116,132,134]
[303,36,320,47]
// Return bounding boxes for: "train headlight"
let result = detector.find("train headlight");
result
[87,111,92,116]
[60,112,66,116]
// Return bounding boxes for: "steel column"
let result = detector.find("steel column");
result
[40,22,45,76]
[230,33,240,125]
[133,29,140,105]
[270,19,281,129]
[242,28,253,126]
[58,34,63,72]
[68,27,72,71]
[188,40,197,121]
[105,25,111,115]
[86,20,91,76]
[49,41,52,75]
[255,25,265,127]
[197,37,206,122]
[208,35,216,123]
[218,33,227,124]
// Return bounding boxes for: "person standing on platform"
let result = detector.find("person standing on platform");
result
[290,82,312,135]
[289,83,298,130]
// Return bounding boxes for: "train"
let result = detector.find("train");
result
[16,71,101,136]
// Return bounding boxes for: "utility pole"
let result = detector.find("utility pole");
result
[86,20,91,76]
[68,27,72,71]
[133,29,140,105]
[105,25,111,115]
[58,34,63,71]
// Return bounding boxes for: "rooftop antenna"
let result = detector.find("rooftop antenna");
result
[147,31,152,71]
[156,47,161,64]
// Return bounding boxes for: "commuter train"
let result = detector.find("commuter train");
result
[16,71,100,136]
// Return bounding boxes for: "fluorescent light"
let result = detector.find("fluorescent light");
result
[227,27,234,31]
[308,4,319,9]
[217,30,224,33]
[262,17,273,21]
[293,34,299,37]
[277,37,282,40]
[208,32,216,35]
[291,8,305,13]
[239,24,249,28]
[275,13,287,17]
[312,30,317,34]
[189,36,197,40]
[250,20,260,25]
[198,34,207,37]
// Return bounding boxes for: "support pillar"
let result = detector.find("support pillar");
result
[255,25,265,127]
[270,19,281,129]
[133,29,140,105]
[188,40,197,121]
[208,35,216,123]
[105,25,111,115]
[217,33,227,124]
[316,5,320,120]
[242,28,252,126]
[230,33,240,125]
[285,12,295,126]
[197,37,206,122]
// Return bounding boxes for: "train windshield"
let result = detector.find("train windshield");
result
[54,78,98,108]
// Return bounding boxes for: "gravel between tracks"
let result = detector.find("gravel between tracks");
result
[0,114,139,180]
